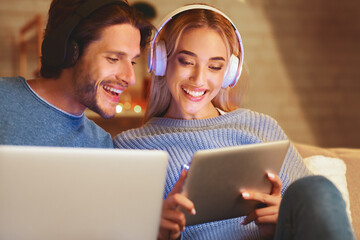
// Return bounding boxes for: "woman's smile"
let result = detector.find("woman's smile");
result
[181,86,207,99]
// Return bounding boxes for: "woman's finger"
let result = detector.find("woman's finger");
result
[255,213,278,225]
[253,205,279,218]
[160,217,183,233]
[241,191,281,206]
[162,209,186,230]
[164,193,196,215]
[266,172,282,196]
[242,206,279,225]
[169,169,188,195]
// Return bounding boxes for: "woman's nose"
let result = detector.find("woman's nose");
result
[190,65,206,86]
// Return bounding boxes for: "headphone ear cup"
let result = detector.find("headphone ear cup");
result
[63,40,80,68]
[154,40,167,76]
[222,54,239,88]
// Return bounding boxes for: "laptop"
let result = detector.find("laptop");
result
[181,140,290,225]
[0,145,168,240]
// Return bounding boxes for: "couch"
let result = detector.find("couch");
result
[295,143,360,239]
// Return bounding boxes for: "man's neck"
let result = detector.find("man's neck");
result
[27,72,86,116]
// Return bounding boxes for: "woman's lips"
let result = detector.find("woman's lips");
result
[181,86,207,98]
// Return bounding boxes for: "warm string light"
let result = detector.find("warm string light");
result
[116,91,144,114]
[116,104,123,113]
[115,103,143,114]
[134,105,142,113]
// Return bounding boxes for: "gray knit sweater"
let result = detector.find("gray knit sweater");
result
[114,108,311,240]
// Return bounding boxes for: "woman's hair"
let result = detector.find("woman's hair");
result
[144,7,248,122]
[40,0,154,79]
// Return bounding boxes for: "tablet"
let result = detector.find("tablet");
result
[181,140,290,226]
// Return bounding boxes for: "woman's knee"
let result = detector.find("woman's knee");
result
[283,175,345,209]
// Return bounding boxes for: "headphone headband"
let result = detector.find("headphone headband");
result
[148,4,244,87]
[42,0,128,67]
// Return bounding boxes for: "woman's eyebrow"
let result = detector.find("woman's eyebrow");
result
[210,56,225,61]
[178,50,196,57]
[178,50,225,61]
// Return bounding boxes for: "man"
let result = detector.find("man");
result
[0,0,153,147]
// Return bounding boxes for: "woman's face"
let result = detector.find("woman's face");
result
[164,27,228,120]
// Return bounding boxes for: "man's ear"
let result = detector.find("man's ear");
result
[63,40,80,68]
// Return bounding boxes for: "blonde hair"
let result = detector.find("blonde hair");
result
[144,7,248,122]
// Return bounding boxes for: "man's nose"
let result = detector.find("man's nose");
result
[116,61,136,87]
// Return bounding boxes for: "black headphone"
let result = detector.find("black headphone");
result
[41,0,128,68]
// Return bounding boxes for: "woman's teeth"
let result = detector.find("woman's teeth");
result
[103,85,123,96]
[182,87,206,97]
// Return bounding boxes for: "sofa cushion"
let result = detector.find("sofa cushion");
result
[303,155,351,223]
[294,143,360,239]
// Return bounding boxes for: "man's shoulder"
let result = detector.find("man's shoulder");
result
[0,76,25,85]
[82,117,113,147]
[0,76,26,94]
[0,77,28,106]
[83,116,111,135]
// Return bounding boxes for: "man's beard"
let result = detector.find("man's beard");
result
[73,72,115,119]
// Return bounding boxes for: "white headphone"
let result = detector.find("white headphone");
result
[148,4,244,88]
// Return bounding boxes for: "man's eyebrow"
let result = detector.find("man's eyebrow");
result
[178,50,225,61]
[105,51,125,55]
[105,51,140,59]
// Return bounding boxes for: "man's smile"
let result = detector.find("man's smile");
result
[103,84,124,97]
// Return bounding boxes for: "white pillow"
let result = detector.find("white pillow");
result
[303,155,352,224]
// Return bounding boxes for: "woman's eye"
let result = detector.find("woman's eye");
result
[131,61,136,66]
[178,57,193,66]
[107,57,119,63]
[209,65,223,71]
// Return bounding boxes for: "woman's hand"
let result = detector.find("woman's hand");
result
[240,172,282,240]
[158,169,196,240]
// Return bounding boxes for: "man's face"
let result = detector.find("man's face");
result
[72,23,140,119]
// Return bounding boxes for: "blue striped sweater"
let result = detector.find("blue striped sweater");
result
[114,108,311,240]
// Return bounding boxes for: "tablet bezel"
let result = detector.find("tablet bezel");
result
[181,140,290,226]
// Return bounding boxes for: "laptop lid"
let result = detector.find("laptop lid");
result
[0,145,168,240]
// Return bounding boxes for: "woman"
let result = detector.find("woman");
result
[114,4,354,240]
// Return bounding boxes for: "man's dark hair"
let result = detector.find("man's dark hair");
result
[131,2,157,21]
[40,0,153,79]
